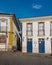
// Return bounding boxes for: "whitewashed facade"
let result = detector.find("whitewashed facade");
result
[19,16,52,54]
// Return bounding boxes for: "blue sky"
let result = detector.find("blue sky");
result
[0,0,52,18]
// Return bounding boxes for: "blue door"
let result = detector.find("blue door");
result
[39,39,45,53]
[27,39,32,53]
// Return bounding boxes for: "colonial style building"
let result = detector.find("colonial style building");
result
[19,15,52,54]
[0,13,20,51]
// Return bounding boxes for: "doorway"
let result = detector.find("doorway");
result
[39,38,45,53]
[27,39,32,53]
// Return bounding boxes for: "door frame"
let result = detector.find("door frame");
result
[38,38,45,53]
[27,38,32,53]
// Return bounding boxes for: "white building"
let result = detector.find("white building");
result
[19,15,52,54]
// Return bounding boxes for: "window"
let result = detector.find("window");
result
[1,26,6,31]
[27,23,32,36]
[0,35,6,43]
[50,22,52,35]
[0,19,8,31]
[38,22,45,36]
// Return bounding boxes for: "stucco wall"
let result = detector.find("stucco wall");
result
[22,22,27,53]
[33,22,38,53]
[22,19,52,54]
[13,21,18,47]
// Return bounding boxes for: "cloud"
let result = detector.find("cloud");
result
[32,4,42,9]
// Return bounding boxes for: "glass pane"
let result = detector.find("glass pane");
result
[27,31,32,36]
[27,24,32,28]
[1,20,6,26]
[0,35,6,43]
[27,23,32,36]
[27,27,31,31]
[39,27,43,30]
[39,24,43,29]
[1,22,6,26]
[39,23,43,26]
[38,23,44,35]
[39,31,43,35]
[1,26,6,31]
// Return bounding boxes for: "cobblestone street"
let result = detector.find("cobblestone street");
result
[0,52,52,65]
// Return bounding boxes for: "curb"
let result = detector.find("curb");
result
[22,53,52,59]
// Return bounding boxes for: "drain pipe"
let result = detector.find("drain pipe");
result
[16,30,21,41]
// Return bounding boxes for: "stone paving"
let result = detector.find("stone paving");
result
[0,51,52,65]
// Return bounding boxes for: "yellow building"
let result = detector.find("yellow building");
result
[0,13,20,51]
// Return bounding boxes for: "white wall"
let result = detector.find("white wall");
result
[33,21,51,54]
[33,22,39,53]
[22,22,27,53]
[13,22,17,47]
[45,21,51,54]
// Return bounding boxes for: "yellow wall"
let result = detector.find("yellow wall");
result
[8,33,13,45]
[8,17,13,47]
[10,17,13,32]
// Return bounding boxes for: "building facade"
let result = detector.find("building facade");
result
[0,13,20,51]
[19,16,52,54]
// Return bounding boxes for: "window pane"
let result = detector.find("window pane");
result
[27,24,32,28]
[39,31,44,35]
[39,27,43,30]
[1,26,6,31]
[27,23,32,36]
[0,19,8,31]
[27,27,31,31]
[1,22,6,26]
[27,31,32,36]
[38,22,44,35]
[39,24,43,29]
[40,23,43,26]
[0,35,6,43]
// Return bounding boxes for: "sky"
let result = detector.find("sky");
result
[0,0,52,18]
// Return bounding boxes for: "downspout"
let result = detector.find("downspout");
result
[16,30,21,40]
